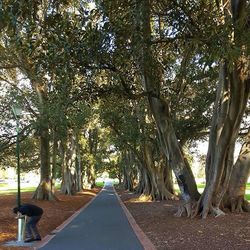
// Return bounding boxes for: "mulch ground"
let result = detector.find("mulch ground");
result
[0,188,100,250]
[116,188,250,250]
[1,187,249,250]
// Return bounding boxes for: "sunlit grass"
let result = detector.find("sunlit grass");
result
[95,181,104,188]
[0,186,36,195]
[0,183,61,195]
[175,183,250,201]
[1,181,249,201]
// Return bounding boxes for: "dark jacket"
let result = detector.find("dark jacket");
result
[17,204,43,217]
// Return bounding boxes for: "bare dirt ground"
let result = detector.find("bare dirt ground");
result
[0,187,249,250]
[116,188,250,250]
[0,188,100,250]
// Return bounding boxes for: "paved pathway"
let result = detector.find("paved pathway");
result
[38,182,145,250]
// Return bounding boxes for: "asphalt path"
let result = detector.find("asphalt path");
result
[39,182,144,250]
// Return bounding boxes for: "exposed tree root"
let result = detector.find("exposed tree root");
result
[151,190,177,201]
[174,201,195,217]
[211,207,225,217]
[226,197,250,213]
[189,196,226,218]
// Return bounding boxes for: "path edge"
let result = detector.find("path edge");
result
[113,187,156,250]
[33,188,103,249]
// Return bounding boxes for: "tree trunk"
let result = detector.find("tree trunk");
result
[75,131,83,192]
[135,0,200,213]
[141,140,175,200]
[122,150,137,191]
[223,129,250,212]
[195,0,250,218]
[51,128,58,193]
[82,128,98,189]
[32,83,57,200]
[60,131,77,195]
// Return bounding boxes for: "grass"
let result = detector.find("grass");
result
[0,183,61,195]
[0,186,37,195]
[95,181,105,188]
[245,194,250,201]
[175,183,250,201]
[1,181,249,201]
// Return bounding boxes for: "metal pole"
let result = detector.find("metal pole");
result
[16,118,24,242]
[11,105,23,242]
[17,217,25,242]
[16,118,21,207]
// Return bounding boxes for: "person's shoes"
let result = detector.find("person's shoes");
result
[34,238,41,241]
[24,238,35,243]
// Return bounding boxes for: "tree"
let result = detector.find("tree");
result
[194,0,250,218]
[133,0,200,211]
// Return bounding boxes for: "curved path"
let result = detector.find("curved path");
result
[37,182,154,250]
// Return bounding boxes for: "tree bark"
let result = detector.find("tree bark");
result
[195,0,250,218]
[122,150,138,191]
[51,128,58,193]
[75,131,83,192]
[32,82,57,200]
[223,129,250,212]
[141,140,175,200]
[135,0,200,212]
[60,131,77,195]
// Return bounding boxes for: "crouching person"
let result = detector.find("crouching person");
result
[13,204,43,243]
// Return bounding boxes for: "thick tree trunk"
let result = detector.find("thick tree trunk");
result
[75,132,83,192]
[135,0,200,213]
[135,160,151,196]
[33,85,55,199]
[122,150,137,191]
[82,128,98,189]
[51,128,58,193]
[195,0,250,218]
[141,141,175,200]
[33,122,57,200]
[196,63,249,218]
[60,132,77,195]
[223,130,250,212]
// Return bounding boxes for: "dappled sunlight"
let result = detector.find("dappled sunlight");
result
[0,232,16,242]
[81,190,98,196]
[126,194,153,203]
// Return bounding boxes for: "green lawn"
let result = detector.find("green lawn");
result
[95,181,105,188]
[0,185,37,195]
[1,182,249,201]
[0,183,61,195]
[246,194,250,201]
[175,183,250,201]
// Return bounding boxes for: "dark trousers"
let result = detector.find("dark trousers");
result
[26,215,42,239]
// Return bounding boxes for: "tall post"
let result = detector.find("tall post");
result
[16,118,21,207]
[11,105,24,242]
